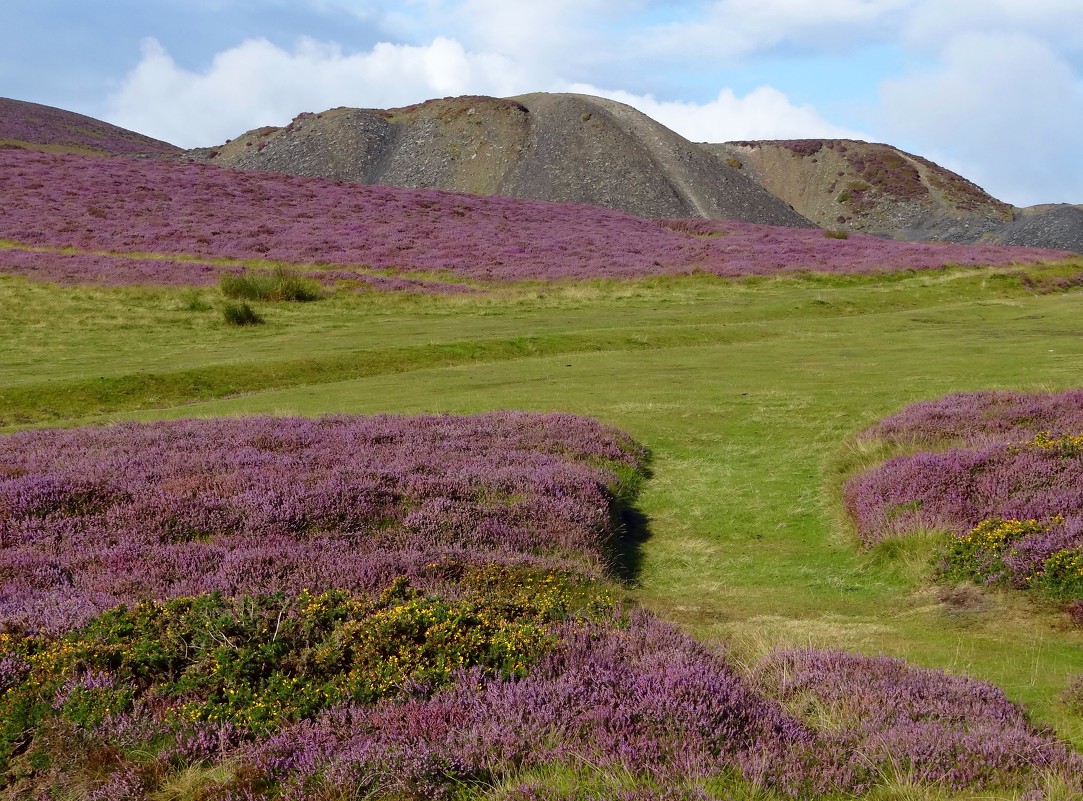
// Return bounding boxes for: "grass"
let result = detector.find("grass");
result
[2,263,1083,770]
[219,267,321,302]
[220,299,263,326]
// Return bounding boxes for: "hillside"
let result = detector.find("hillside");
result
[0,96,179,156]
[0,150,1069,291]
[708,139,1013,241]
[187,93,813,227]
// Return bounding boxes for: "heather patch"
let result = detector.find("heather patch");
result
[0,150,1070,289]
[756,649,1082,794]
[0,413,646,634]
[845,389,1083,604]
[0,246,476,294]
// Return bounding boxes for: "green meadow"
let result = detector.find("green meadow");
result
[4,263,1083,750]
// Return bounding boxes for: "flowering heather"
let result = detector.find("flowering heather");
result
[228,613,813,798]
[757,648,1082,794]
[0,150,1070,288]
[846,389,1083,599]
[862,388,1083,448]
[0,247,476,293]
[0,413,645,634]
[214,620,1079,799]
[0,97,179,156]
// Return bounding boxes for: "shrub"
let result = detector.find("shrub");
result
[221,300,263,326]
[219,267,320,302]
[823,229,849,240]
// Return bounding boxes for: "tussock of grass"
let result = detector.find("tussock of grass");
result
[179,289,211,312]
[220,300,263,326]
[219,267,321,302]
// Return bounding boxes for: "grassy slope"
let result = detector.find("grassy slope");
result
[3,266,1083,753]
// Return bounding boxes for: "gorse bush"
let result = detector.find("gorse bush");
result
[221,300,263,325]
[0,568,605,756]
[219,267,321,302]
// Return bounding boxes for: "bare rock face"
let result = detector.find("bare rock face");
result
[707,139,1013,242]
[188,93,813,228]
[987,206,1083,253]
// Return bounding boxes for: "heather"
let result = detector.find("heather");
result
[845,389,1083,603]
[0,247,475,293]
[226,623,1078,800]
[8,603,1076,800]
[0,150,1070,289]
[861,389,1083,448]
[756,649,1082,793]
[0,413,645,634]
[0,97,179,156]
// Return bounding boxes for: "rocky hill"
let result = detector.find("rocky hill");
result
[707,139,1083,253]
[0,97,179,156]
[187,93,813,228]
[707,139,1014,242]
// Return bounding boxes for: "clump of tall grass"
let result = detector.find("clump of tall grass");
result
[221,300,263,326]
[220,267,321,302]
[180,289,212,311]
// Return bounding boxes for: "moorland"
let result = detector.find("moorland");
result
[1,95,1083,800]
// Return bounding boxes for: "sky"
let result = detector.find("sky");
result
[3,1,1081,206]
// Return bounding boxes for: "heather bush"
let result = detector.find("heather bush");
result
[847,389,1083,604]
[757,648,1082,795]
[221,300,263,325]
[1065,675,1083,715]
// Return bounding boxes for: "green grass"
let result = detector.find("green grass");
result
[2,264,1083,759]
[219,267,321,302]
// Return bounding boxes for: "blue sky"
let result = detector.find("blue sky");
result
[4,1,1081,206]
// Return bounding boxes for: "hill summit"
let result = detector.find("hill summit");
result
[187,93,813,228]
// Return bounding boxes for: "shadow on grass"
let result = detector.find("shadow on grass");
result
[605,503,653,586]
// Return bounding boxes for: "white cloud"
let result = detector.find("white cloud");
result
[106,36,531,147]
[562,83,866,142]
[879,31,1083,205]
[902,1,1083,53]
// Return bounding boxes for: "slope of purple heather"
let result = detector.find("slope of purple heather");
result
[0,150,1072,288]
[0,97,179,156]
